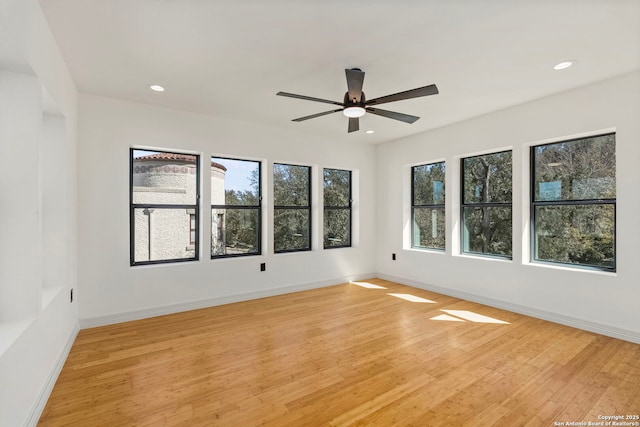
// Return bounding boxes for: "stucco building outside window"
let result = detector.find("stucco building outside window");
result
[130,150,226,265]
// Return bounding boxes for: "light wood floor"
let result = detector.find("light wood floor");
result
[39,279,640,426]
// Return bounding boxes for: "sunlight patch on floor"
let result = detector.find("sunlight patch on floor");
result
[430,314,465,322]
[387,293,437,303]
[440,309,510,324]
[350,281,387,289]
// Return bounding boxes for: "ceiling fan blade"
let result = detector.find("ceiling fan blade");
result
[292,109,342,122]
[366,107,420,124]
[277,92,344,106]
[345,68,365,103]
[348,117,359,133]
[365,84,439,106]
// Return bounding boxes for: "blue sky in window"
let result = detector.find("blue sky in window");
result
[212,157,258,193]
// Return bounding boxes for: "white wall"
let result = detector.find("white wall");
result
[0,0,79,426]
[77,94,377,326]
[376,71,640,342]
[0,70,42,322]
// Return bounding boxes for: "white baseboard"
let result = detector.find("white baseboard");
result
[25,321,80,427]
[378,273,640,344]
[80,273,377,329]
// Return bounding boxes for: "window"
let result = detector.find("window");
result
[461,151,512,258]
[323,168,351,249]
[531,133,616,271]
[412,162,445,250]
[130,149,199,265]
[211,157,261,258]
[273,163,311,253]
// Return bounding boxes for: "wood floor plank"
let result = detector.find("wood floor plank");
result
[38,279,640,426]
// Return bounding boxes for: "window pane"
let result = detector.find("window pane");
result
[323,168,351,249]
[324,209,351,248]
[463,151,512,204]
[209,157,261,259]
[531,133,616,271]
[412,207,445,250]
[274,209,310,252]
[533,134,615,201]
[133,207,196,263]
[211,157,260,206]
[132,150,198,205]
[413,162,445,205]
[274,164,309,207]
[462,207,512,257]
[324,169,350,207]
[534,204,614,269]
[212,208,259,257]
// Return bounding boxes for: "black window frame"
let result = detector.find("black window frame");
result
[189,214,196,246]
[411,162,446,251]
[460,150,513,259]
[211,156,262,259]
[129,148,200,266]
[273,163,312,254]
[530,133,616,272]
[323,168,352,249]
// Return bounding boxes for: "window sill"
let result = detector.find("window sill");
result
[274,249,313,256]
[405,247,446,255]
[212,253,263,261]
[129,259,200,269]
[455,253,513,263]
[324,245,353,250]
[524,261,617,276]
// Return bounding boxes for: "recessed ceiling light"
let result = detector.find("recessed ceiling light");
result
[366,130,374,134]
[553,61,574,70]
[150,85,165,92]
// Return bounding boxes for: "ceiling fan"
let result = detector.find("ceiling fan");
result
[277,68,439,133]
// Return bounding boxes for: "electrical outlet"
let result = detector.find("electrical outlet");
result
[260,263,266,272]
[392,253,396,261]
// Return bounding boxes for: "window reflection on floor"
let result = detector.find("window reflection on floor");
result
[387,293,437,303]
[431,309,510,324]
[430,314,465,322]
[350,281,387,289]
[349,282,510,325]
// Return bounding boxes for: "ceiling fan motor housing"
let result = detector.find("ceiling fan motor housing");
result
[344,91,366,106]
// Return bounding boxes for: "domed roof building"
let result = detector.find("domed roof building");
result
[132,152,227,262]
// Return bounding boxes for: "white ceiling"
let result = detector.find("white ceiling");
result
[38,0,640,144]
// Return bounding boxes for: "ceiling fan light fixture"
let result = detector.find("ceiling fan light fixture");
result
[343,106,365,118]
